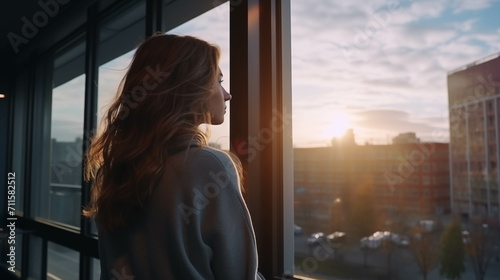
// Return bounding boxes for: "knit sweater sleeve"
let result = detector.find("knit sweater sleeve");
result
[179,147,261,280]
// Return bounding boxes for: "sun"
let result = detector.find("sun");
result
[325,112,351,139]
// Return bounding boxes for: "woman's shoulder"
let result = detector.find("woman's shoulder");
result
[171,146,240,193]
[198,146,232,163]
[177,145,236,173]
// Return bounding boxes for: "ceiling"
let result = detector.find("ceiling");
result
[0,1,78,71]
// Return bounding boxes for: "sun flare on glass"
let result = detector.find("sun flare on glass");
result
[325,112,351,139]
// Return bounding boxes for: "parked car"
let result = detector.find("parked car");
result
[462,230,470,244]
[327,231,346,244]
[294,224,303,235]
[360,231,409,249]
[307,232,325,245]
[360,236,382,249]
[419,220,435,232]
[391,233,410,246]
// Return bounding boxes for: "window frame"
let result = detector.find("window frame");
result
[3,0,297,279]
[230,0,294,278]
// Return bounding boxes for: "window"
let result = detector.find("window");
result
[47,242,80,279]
[291,0,500,279]
[168,5,231,150]
[7,1,500,279]
[423,176,430,186]
[423,163,429,173]
[32,37,86,228]
[97,0,146,127]
[4,1,237,279]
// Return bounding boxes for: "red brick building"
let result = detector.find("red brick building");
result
[294,133,450,235]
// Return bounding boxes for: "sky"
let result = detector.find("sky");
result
[51,0,500,149]
[290,0,500,147]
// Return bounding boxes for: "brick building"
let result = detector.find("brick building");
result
[294,133,450,235]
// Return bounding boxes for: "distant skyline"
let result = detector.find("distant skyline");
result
[51,0,500,150]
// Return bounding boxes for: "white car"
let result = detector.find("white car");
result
[307,232,325,245]
[327,231,346,244]
[294,224,303,235]
[360,231,409,248]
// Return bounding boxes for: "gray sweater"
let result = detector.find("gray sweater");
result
[97,144,262,279]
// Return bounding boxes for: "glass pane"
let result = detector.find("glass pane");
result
[169,2,231,150]
[98,49,134,127]
[32,39,86,228]
[291,0,500,279]
[91,257,101,280]
[97,0,145,129]
[28,235,43,280]
[97,2,231,150]
[49,74,85,227]
[94,1,146,237]
[47,242,79,280]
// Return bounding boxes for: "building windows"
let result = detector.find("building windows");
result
[423,176,430,186]
[423,163,429,173]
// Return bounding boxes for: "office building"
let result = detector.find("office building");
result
[448,53,500,220]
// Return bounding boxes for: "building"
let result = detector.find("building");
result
[392,132,420,144]
[294,133,450,235]
[448,53,500,220]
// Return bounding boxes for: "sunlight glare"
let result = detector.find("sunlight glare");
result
[325,112,351,139]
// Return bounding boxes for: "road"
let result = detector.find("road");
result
[294,233,500,280]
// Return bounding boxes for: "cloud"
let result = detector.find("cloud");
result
[449,18,478,32]
[452,0,500,13]
[49,0,500,148]
[289,0,500,147]
[348,109,448,144]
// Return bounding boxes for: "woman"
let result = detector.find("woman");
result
[84,33,263,280]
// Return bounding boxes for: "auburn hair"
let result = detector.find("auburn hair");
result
[83,33,223,231]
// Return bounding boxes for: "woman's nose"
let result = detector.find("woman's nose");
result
[224,88,232,101]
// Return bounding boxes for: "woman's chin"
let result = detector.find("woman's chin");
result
[211,119,224,125]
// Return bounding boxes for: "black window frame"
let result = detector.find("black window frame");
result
[2,0,299,279]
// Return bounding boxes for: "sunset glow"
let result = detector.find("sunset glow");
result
[325,112,351,139]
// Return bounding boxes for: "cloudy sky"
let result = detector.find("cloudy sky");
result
[291,0,500,146]
[52,0,500,149]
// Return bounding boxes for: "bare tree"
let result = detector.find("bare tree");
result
[410,231,439,280]
[465,223,495,280]
[381,234,397,279]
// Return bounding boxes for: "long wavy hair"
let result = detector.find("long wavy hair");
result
[83,33,223,231]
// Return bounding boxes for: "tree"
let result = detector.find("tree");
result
[381,233,397,279]
[465,223,495,280]
[346,179,381,268]
[439,219,465,279]
[347,180,379,238]
[410,230,439,280]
